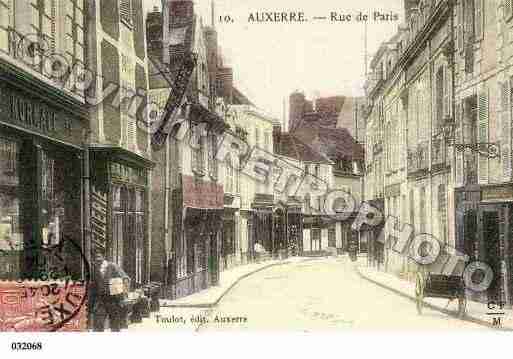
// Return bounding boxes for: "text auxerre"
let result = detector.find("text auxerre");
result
[247,12,307,23]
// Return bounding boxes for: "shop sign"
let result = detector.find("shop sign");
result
[0,84,80,143]
[482,186,513,202]
[91,186,108,250]
[182,175,223,209]
[110,162,147,186]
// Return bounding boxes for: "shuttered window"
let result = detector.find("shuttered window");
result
[505,0,513,22]
[409,189,415,230]
[0,0,10,52]
[29,0,56,51]
[121,54,137,151]
[464,0,476,41]
[478,91,489,184]
[475,0,484,41]
[191,125,205,175]
[63,1,85,76]
[455,102,464,187]
[120,0,133,27]
[436,67,444,129]
[419,187,426,234]
[501,81,512,181]
[457,0,464,52]
[438,184,447,245]
[209,133,218,180]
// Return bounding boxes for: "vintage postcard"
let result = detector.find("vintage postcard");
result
[0,0,511,356]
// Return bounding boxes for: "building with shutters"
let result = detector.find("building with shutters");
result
[0,0,89,280]
[453,0,513,306]
[273,125,364,256]
[147,0,228,300]
[364,0,458,279]
[364,0,513,305]
[224,104,279,262]
[86,0,154,290]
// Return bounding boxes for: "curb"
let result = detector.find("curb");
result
[161,257,319,308]
[355,265,513,332]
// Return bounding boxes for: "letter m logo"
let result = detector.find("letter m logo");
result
[492,317,502,328]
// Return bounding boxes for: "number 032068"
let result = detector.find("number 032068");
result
[11,342,43,350]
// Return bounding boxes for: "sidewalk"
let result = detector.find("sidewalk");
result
[356,263,513,331]
[160,256,313,308]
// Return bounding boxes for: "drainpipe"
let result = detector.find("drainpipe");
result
[83,129,91,279]
[163,136,170,284]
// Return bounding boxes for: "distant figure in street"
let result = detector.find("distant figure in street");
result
[90,250,129,332]
[254,242,265,263]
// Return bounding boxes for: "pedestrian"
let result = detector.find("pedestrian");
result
[90,249,129,332]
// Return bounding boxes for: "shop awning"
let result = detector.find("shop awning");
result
[89,144,155,169]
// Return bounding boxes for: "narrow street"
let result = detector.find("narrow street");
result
[199,257,486,331]
[132,257,488,331]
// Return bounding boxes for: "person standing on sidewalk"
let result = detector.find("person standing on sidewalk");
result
[90,249,129,332]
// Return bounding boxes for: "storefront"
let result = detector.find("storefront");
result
[89,147,154,289]
[221,204,238,271]
[286,201,303,256]
[455,184,513,305]
[363,199,385,268]
[0,66,88,280]
[167,174,224,299]
[302,216,330,254]
[252,194,274,258]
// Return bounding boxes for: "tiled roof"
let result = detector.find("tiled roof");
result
[275,132,331,164]
[291,125,364,161]
[232,86,254,106]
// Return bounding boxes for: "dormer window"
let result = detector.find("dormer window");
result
[120,0,133,28]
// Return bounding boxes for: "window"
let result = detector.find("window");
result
[264,132,270,152]
[328,225,336,248]
[419,187,426,233]
[208,133,218,180]
[462,0,483,43]
[0,138,20,280]
[111,185,146,287]
[409,189,415,230]
[121,54,137,150]
[120,0,133,27]
[29,0,56,50]
[236,168,240,194]
[435,67,444,129]
[311,228,321,251]
[255,128,260,147]
[63,0,85,73]
[192,125,205,175]
[438,184,447,244]
[506,0,513,22]
[338,158,352,173]
[225,154,234,193]
[0,0,10,52]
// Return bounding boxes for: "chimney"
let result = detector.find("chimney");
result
[273,123,282,154]
[217,67,233,103]
[146,8,163,62]
[404,0,419,23]
[289,91,306,131]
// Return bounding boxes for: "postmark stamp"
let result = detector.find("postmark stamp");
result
[0,235,90,332]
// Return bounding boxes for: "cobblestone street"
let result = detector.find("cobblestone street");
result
[131,257,489,331]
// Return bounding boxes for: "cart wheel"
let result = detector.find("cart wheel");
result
[457,294,467,318]
[415,272,424,315]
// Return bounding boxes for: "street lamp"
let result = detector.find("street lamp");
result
[436,116,500,159]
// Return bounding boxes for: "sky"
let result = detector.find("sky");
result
[143,0,404,128]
